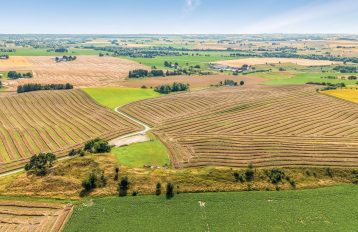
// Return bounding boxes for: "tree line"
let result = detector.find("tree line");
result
[154,82,189,94]
[55,55,77,62]
[8,71,33,79]
[17,83,73,93]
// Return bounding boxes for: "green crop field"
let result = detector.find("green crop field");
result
[64,185,358,232]
[1,47,101,56]
[252,72,358,86]
[111,133,170,168]
[126,53,236,70]
[83,87,162,109]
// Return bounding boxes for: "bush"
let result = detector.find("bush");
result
[240,80,245,86]
[82,172,97,192]
[155,182,162,196]
[114,167,119,181]
[166,183,174,199]
[325,168,333,178]
[24,153,56,176]
[233,172,244,182]
[267,169,286,184]
[245,165,254,182]
[118,176,130,197]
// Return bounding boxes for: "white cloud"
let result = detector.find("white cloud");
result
[184,0,201,12]
[244,0,358,33]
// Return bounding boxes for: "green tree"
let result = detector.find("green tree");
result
[118,176,130,197]
[155,182,162,196]
[166,183,174,199]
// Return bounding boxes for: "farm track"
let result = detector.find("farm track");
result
[0,89,143,174]
[122,85,358,168]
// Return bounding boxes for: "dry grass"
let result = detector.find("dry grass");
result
[216,58,341,67]
[0,154,356,199]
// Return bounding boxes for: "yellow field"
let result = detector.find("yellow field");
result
[0,56,30,66]
[324,89,358,103]
[216,57,341,67]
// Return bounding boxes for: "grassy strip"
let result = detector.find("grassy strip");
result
[111,133,170,168]
[64,185,358,232]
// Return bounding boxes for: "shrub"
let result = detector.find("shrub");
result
[82,172,97,192]
[114,167,119,181]
[325,168,333,178]
[118,176,130,197]
[233,172,244,182]
[245,164,254,182]
[240,80,245,86]
[267,169,285,184]
[155,182,162,196]
[166,183,174,199]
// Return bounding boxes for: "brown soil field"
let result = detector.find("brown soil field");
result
[0,200,73,231]
[121,84,358,168]
[0,56,147,89]
[0,89,142,174]
[216,58,341,67]
[121,74,262,89]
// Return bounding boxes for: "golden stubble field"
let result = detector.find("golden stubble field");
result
[0,56,148,89]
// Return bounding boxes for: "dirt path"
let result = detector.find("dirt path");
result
[0,105,152,178]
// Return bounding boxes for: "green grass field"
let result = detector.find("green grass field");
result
[252,72,358,86]
[1,47,100,56]
[64,185,358,232]
[126,53,236,70]
[111,133,170,168]
[83,87,162,109]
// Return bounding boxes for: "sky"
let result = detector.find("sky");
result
[0,0,358,34]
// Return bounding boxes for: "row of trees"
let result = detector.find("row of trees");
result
[8,71,33,79]
[128,69,167,78]
[17,83,73,93]
[55,55,77,62]
[0,48,16,52]
[154,82,189,94]
[333,66,357,73]
[0,54,9,59]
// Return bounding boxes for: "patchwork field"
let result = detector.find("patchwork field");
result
[122,85,358,168]
[0,200,73,232]
[0,89,142,174]
[216,58,341,67]
[0,56,147,89]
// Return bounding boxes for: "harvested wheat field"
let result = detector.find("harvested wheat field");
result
[0,200,73,232]
[216,58,341,67]
[0,56,147,89]
[122,85,358,168]
[122,74,262,89]
[0,89,142,174]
